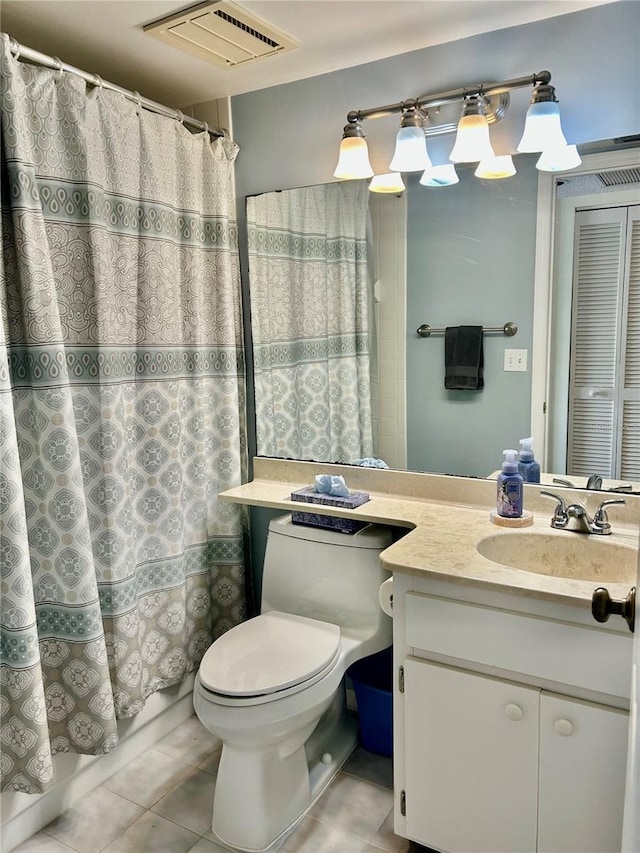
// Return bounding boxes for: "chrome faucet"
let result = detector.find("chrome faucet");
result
[540,491,626,535]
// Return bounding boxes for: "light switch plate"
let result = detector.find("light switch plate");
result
[504,348,528,371]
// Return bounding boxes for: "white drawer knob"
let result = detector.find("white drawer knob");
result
[554,718,574,737]
[505,703,523,721]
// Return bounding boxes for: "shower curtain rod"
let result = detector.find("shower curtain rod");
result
[4,34,225,139]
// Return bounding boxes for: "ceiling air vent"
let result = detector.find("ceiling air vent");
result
[144,0,299,70]
[596,168,640,187]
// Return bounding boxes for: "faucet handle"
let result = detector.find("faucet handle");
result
[540,490,567,509]
[552,478,576,488]
[593,498,626,533]
[540,490,568,526]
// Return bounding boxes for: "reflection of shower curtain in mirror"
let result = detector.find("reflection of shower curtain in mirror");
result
[247,182,373,462]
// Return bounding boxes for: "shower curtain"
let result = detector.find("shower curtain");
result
[246,181,373,463]
[0,38,247,793]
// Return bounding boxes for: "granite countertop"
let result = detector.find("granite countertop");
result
[219,458,640,610]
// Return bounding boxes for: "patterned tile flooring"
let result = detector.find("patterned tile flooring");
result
[12,715,428,853]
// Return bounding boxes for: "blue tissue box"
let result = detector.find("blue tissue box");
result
[290,486,370,534]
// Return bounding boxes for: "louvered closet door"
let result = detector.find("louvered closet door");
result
[620,207,640,478]
[567,206,640,478]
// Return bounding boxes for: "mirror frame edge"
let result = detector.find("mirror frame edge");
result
[530,146,640,472]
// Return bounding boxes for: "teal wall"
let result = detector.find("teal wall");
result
[227,1,640,608]
[405,159,538,477]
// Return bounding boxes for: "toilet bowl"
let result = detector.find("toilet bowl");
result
[194,514,392,852]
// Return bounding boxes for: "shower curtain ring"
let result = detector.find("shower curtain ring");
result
[176,110,184,125]
[93,74,103,90]
[8,36,21,61]
[203,122,209,135]
[133,91,142,115]
[53,57,63,80]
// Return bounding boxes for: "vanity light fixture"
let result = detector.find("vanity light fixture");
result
[535,143,582,172]
[333,118,374,180]
[419,164,459,187]
[333,70,581,190]
[475,154,517,180]
[369,172,406,193]
[449,96,496,164]
[517,81,568,153]
[515,79,582,172]
[389,109,431,172]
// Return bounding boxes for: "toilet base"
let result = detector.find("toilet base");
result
[210,689,358,852]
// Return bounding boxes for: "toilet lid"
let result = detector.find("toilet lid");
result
[199,611,341,697]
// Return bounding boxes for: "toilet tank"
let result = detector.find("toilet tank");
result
[261,514,393,634]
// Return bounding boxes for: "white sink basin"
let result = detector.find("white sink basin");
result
[476,531,637,584]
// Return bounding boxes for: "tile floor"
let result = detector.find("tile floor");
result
[12,715,428,853]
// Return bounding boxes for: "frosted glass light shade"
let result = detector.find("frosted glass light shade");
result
[389,126,431,172]
[536,144,582,172]
[517,102,568,153]
[419,164,459,187]
[450,114,495,163]
[475,154,517,179]
[334,137,374,180]
[369,172,406,193]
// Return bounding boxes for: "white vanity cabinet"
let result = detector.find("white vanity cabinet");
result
[537,692,628,853]
[404,660,539,853]
[392,574,632,853]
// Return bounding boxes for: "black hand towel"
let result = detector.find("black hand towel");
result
[444,325,484,390]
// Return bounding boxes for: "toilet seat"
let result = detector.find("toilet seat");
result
[198,611,341,699]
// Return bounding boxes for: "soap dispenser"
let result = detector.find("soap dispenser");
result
[518,437,541,484]
[497,449,524,518]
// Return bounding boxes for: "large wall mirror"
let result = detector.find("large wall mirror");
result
[245,141,640,490]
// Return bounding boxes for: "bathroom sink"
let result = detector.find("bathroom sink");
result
[476,531,637,584]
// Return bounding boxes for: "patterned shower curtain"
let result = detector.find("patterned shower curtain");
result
[0,37,247,793]
[246,181,374,463]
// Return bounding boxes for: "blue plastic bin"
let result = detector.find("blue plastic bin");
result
[347,646,393,757]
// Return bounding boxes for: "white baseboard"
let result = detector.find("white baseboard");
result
[1,675,196,853]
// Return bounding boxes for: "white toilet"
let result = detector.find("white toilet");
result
[193,513,393,852]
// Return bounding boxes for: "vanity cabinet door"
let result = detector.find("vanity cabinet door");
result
[538,692,628,853]
[403,658,539,853]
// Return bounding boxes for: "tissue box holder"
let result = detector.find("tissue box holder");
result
[290,487,370,534]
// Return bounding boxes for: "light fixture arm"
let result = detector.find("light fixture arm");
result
[345,70,552,134]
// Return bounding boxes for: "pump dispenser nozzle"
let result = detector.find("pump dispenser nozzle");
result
[519,437,534,461]
[502,449,519,473]
[517,437,540,483]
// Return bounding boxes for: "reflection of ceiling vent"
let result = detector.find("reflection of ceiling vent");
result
[144,0,299,70]
[596,168,640,187]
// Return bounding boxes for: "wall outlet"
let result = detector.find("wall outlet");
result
[504,348,528,372]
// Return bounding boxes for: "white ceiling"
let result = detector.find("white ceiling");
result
[1,0,617,109]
